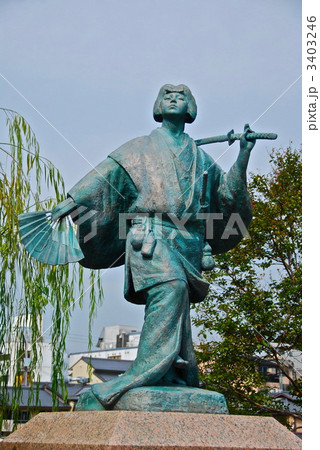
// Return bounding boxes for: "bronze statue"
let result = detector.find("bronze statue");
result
[19,84,276,410]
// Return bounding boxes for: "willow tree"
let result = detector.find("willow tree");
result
[0,108,103,426]
[192,147,302,425]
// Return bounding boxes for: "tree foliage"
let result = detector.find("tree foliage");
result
[0,109,103,427]
[192,147,302,422]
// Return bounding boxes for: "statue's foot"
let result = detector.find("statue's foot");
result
[171,377,187,386]
[91,382,121,409]
[173,355,189,369]
[75,389,105,411]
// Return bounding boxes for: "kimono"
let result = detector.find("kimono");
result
[67,127,252,409]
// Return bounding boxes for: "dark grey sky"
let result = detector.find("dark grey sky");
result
[1,0,302,353]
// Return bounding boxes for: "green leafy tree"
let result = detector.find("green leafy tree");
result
[0,109,103,428]
[192,147,302,424]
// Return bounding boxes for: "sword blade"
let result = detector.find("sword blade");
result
[195,132,278,147]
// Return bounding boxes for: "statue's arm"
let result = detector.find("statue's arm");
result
[18,156,136,266]
[205,125,255,255]
[51,197,78,221]
[229,123,256,184]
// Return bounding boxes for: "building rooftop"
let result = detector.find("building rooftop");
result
[3,385,69,410]
[68,347,138,356]
[270,392,302,414]
[81,357,133,373]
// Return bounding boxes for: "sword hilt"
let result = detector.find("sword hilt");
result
[200,171,209,209]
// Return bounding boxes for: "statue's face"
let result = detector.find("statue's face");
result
[160,91,188,120]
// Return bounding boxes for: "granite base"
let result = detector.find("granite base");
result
[2,410,302,449]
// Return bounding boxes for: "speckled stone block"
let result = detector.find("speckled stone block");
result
[2,411,302,449]
[113,386,229,413]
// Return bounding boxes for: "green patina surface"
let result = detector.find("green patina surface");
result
[76,386,229,414]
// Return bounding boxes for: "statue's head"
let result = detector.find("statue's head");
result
[153,84,197,124]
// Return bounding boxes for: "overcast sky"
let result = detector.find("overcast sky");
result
[1,0,302,354]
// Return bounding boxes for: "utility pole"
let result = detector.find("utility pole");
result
[23,328,30,387]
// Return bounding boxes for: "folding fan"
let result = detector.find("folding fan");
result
[18,210,84,265]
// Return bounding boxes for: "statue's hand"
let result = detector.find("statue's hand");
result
[234,124,255,178]
[240,123,256,153]
[51,198,78,221]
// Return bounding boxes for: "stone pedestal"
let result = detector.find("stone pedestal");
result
[2,410,302,449]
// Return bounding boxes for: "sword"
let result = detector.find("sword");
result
[200,171,208,211]
[195,130,277,147]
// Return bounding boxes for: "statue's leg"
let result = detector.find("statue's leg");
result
[88,279,189,409]
[158,297,199,387]
[179,301,199,387]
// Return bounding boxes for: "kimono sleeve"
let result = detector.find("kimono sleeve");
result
[207,161,252,255]
[68,156,137,269]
